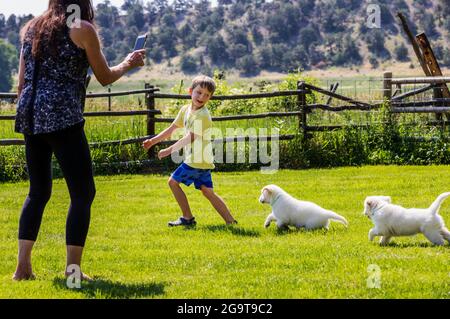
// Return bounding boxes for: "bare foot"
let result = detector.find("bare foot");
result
[12,268,36,281]
[64,271,93,282]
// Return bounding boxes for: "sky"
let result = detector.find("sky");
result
[0,0,218,18]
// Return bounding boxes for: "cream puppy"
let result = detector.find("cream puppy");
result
[363,192,450,246]
[259,185,348,230]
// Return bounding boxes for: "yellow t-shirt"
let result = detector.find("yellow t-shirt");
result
[173,104,215,169]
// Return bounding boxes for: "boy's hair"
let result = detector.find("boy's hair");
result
[190,75,216,95]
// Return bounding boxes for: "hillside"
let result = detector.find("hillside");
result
[1,0,450,79]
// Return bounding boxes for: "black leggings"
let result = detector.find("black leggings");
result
[19,123,96,247]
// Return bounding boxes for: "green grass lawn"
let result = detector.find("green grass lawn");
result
[0,166,449,299]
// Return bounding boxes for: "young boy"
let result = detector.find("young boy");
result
[143,75,237,226]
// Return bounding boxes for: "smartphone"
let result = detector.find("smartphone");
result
[134,34,148,51]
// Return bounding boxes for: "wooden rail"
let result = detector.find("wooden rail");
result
[391,76,450,85]
[0,110,161,121]
[0,88,160,100]
[2,78,450,151]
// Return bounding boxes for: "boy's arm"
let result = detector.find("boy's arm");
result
[158,132,200,159]
[143,123,180,150]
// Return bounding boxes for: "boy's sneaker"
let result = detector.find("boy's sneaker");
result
[168,216,196,227]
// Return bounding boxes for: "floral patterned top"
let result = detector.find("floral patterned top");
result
[15,25,90,135]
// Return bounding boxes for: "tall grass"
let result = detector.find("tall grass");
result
[1,72,450,182]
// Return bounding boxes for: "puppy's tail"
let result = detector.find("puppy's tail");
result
[327,211,349,227]
[429,192,450,214]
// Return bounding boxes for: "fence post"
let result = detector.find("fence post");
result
[297,81,308,139]
[108,87,111,111]
[145,83,155,158]
[383,72,393,109]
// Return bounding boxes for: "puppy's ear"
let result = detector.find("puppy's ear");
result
[383,196,392,203]
[363,198,375,217]
[262,186,272,195]
[366,199,375,207]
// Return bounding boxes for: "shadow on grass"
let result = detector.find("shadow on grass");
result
[273,226,343,236]
[204,225,260,237]
[52,277,166,299]
[381,241,450,249]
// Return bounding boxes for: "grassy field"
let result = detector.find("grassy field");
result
[0,166,449,299]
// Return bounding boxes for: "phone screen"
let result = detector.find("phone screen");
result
[134,34,147,51]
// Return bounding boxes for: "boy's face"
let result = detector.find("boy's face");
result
[189,85,212,108]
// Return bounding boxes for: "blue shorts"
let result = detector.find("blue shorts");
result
[171,163,213,190]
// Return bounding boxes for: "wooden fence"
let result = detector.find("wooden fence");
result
[1,76,450,149]
[384,72,450,120]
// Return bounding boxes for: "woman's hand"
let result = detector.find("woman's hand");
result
[124,49,146,70]
[158,148,172,160]
[142,138,157,150]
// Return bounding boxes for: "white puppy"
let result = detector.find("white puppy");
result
[259,184,348,230]
[363,192,450,246]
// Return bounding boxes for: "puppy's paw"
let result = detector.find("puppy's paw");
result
[277,225,289,231]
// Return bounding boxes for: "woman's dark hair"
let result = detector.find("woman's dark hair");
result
[20,0,95,58]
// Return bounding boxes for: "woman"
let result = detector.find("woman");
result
[13,0,145,281]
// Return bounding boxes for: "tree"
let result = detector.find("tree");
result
[434,44,444,61]
[298,25,320,50]
[251,25,263,45]
[149,44,164,63]
[237,54,259,76]
[229,1,246,18]
[144,1,159,25]
[0,39,18,92]
[218,0,233,5]
[226,25,250,48]
[124,26,139,49]
[161,12,177,28]
[341,34,362,65]
[157,28,178,58]
[308,45,326,67]
[442,48,450,67]
[174,0,194,16]
[154,0,169,15]
[100,29,114,48]
[321,3,346,33]
[369,56,379,69]
[6,14,17,32]
[419,12,439,39]
[7,31,20,50]
[18,14,33,30]
[209,5,225,31]
[179,23,198,49]
[299,0,316,15]
[104,46,117,63]
[228,43,248,61]
[180,54,198,74]
[96,1,119,29]
[124,1,146,31]
[366,30,390,60]
[394,42,410,62]
[206,34,229,66]
[192,0,213,33]
[0,14,5,37]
